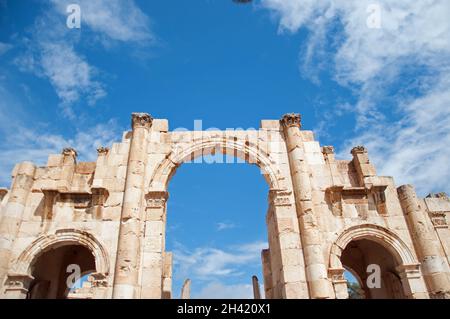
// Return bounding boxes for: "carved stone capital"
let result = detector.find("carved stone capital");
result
[131,112,153,129]
[269,189,293,207]
[328,268,346,283]
[322,146,334,154]
[145,191,169,209]
[280,113,301,129]
[396,264,421,279]
[62,147,78,158]
[350,145,367,156]
[4,273,34,292]
[90,272,108,288]
[429,212,448,228]
[96,146,110,155]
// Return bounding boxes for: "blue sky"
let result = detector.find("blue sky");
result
[1,0,449,298]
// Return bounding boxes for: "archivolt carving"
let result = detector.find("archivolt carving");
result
[149,136,283,191]
[329,224,418,269]
[10,229,110,276]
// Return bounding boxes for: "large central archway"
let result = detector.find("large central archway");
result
[146,133,290,298]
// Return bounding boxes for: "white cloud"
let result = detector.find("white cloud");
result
[173,241,267,280]
[172,240,267,298]
[216,221,236,231]
[261,0,450,195]
[13,0,153,117]
[50,0,154,43]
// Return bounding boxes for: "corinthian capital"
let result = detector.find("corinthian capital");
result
[280,113,301,128]
[131,112,153,129]
[62,147,78,158]
[350,145,367,156]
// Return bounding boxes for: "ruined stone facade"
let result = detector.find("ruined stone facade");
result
[1,113,449,299]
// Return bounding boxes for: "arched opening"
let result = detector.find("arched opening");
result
[340,239,405,299]
[26,244,96,299]
[161,141,276,299]
[344,267,365,299]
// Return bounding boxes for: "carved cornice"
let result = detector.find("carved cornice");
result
[350,145,367,156]
[96,146,110,155]
[426,192,449,201]
[62,147,78,158]
[131,112,153,129]
[280,113,301,129]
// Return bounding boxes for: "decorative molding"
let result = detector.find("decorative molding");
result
[131,112,153,129]
[325,184,388,216]
[280,113,301,129]
[41,187,109,219]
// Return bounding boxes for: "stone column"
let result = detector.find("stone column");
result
[0,161,36,289]
[140,190,168,298]
[280,113,333,299]
[112,113,152,299]
[266,189,309,298]
[398,184,450,298]
[261,249,273,299]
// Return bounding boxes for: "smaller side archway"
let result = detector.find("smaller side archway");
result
[329,224,428,299]
[4,229,110,299]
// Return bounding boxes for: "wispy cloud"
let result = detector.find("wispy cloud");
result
[173,240,266,280]
[0,42,12,55]
[50,0,155,44]
[172,240,267,298]
[216,221,236,231]
[261,0,450,195]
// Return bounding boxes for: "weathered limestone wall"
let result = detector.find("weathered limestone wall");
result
[0,112,449,299]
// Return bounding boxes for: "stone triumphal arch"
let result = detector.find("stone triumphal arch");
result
[0,113,449,299]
